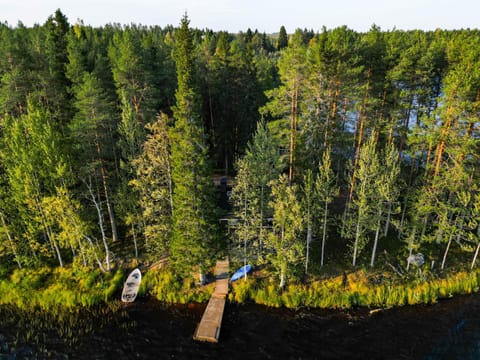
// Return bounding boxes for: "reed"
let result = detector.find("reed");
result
[228,268,480,309]
[0,266,125,310]
[141,269,213,304]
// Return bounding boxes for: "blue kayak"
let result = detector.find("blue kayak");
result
[230,264,253,282]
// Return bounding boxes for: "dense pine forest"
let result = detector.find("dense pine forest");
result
[0,10,479,301]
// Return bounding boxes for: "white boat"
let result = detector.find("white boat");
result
[121,268,142,303]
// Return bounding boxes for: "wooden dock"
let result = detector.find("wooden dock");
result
[193,259,229,343]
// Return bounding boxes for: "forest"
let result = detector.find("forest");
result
[0,10,479,299]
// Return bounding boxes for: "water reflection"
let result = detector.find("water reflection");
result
[1,295,480,359]
[425,318,480,360]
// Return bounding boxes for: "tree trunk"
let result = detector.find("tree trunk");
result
[280,269,285,289]
[384,204,391,237]
[244,188,248,280]
[0,213,21,269]
[306,223,311,274]
[349,68,370,201]
[398,202,407,239]
[167,153,174,214]
[321,200,328,267]
[95,132,119,243]
[352,215,361,267]
[433,107,453,179]
[132,223,138,259]
[406,246,413,272]
[52,239,63,267]
[421,215,428,239]
[341,198,350,238]
[83,235,106,272]
[85,177,111,271]
[77,238,87,267]
[259,185,265,257]
[425,141,433,173]
[35,196,63,267]
[472,226,480,270]
[280,227,285,288]
[441,231,454,271]
[289,85,298,185]
[370,211,382,267]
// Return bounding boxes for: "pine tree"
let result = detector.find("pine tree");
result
[70,72,119,250]
[170,15,219,278]
[42,9,72,130]
[277,26,288,50]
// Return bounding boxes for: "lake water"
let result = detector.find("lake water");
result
[1,294,480,359]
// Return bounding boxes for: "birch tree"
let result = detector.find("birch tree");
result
[267,174,303,288]
[130,113,173,258]
[370,142,401,267]
[344,132,380,267]
[315,149,339,267]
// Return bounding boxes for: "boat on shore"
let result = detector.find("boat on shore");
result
[230,264,252,282]
[121,268,142,303]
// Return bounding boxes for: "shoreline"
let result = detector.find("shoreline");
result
[2,264,480,312]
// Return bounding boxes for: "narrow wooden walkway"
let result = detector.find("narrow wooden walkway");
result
[193,258,229,343]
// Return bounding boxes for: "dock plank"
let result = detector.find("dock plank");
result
[193,258,229,343]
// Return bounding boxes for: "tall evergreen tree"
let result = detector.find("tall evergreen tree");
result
[170,15,219,277]
[70,73,119,248]
[42,9,72,130]
[261,29,307,184]
[277,26,288,50]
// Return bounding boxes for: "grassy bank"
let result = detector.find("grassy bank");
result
[0,264,212,311]
[0,266,125,309]
[139,269,213,304]
[228,268,480,309]
[1,263,480,311]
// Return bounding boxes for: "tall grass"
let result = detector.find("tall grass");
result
[140,269,213,304]
[0,266,126,310]
[2,263,480,311]
[229,268,480,309]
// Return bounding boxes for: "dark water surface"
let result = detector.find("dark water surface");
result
[2,294,480,359]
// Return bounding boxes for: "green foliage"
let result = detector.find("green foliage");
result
[130,113,173,257]
[314,149,339,267]
[170,15,219,277]
[228,268,480,309]
[266,174,304,288]
[0,266,125,310]
[276,26,288,50]
[230,120,282,265]
[344,132,380,266]
[0,13,479,312]
[140,268,212,304]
